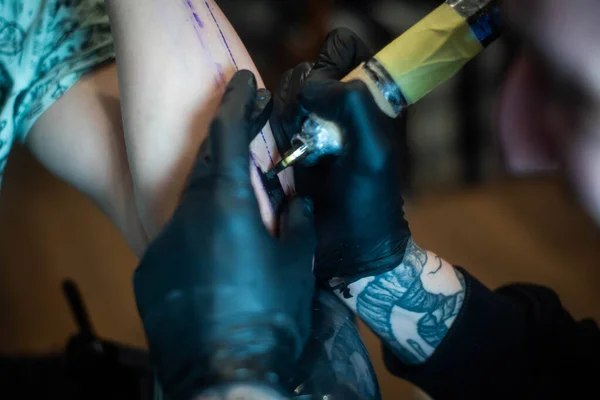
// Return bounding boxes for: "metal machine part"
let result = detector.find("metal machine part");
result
[362,57,407,115]
[269,0,501,175]
[274,57,400,170]
[449,0,502,46]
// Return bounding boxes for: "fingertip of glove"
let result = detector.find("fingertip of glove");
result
[249,88,273,140]
[231,69,257,91]
[252,88,273,119]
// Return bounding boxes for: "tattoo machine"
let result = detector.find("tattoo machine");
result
[268,0,502,177]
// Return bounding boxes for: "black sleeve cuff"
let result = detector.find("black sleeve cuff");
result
[382,268,561,399]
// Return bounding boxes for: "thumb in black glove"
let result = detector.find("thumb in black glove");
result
[298,77,411,285]
[134,70,316,400]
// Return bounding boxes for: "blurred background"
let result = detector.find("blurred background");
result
[219,0,516,188]
[0,1,599,399]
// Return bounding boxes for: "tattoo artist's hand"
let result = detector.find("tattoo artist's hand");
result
[271,29,411,285]
[271,28,373,160]
[134,71,316,400]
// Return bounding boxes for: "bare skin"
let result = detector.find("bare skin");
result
[25,63,148,255]
[104,0,294,240]
[25,0,293,256]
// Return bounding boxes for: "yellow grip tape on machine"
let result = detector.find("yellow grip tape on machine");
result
[268,0,501,175]
[375,3,483,105]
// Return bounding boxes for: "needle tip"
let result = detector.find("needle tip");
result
[265,143,309,178]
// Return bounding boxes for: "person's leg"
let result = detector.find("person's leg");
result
[25,63,148,255]
[19,0,289,256]
[0,0,147,255]
[105,0,293,239]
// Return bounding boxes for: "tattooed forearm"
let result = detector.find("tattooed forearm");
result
[333,239,465,365]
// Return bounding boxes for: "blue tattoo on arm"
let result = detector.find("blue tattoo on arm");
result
[355,240,465,364]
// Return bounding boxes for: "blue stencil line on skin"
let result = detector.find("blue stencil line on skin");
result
[203,0,276,170]
[183,0,226,85]
[184,1,290,196]
[204,0,238,71]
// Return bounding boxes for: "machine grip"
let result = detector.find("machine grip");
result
[374,3,484,106]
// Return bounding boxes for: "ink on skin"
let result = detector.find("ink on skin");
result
[202,0,276,170]
[204,1,239,70]
[192,11,204,28]
[184,0,210,56]
[183,0,286,208]
[215,62,225,85]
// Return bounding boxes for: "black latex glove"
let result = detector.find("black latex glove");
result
[271,29,411,285]
[134,71,316,400]
[271,28,373,159]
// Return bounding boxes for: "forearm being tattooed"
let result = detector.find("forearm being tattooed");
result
[331,239,465,365]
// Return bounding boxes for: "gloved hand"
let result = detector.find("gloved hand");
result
[271,29,411,286]
[271,28,374,160]
[134,70,316,400]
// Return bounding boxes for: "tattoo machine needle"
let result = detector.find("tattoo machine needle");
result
[268,0,502,177]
